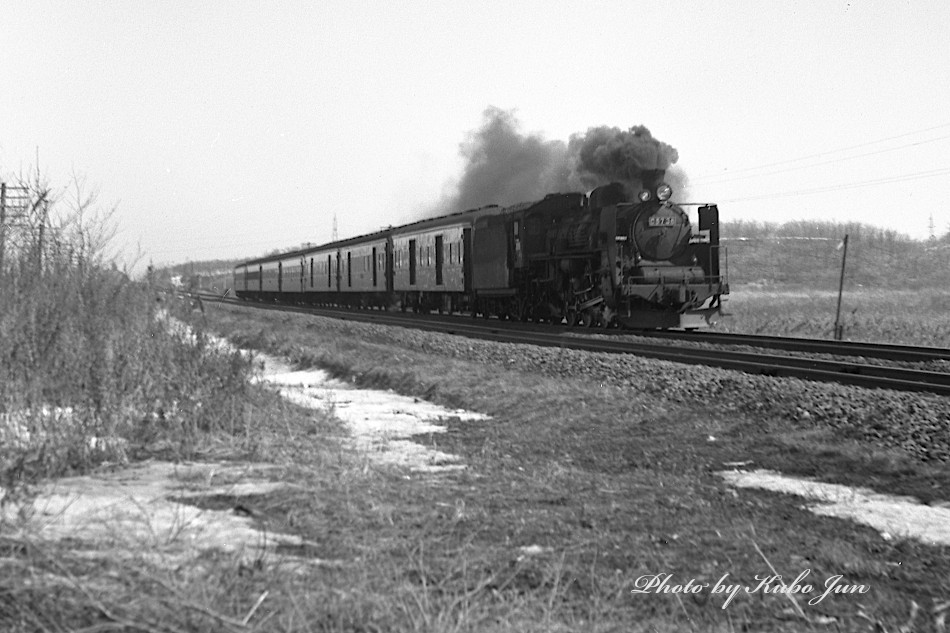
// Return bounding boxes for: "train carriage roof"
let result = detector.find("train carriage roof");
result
[233,192,586,269]
[235,227,394,268]
[389,204,502,236]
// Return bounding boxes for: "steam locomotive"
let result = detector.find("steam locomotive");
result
[233,179,728,329]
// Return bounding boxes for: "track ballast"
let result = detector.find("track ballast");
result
[197,292,950,396]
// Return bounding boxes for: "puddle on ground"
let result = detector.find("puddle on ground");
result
[261,355,490,473]
[720,469,950,546]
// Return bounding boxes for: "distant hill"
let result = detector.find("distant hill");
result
[721,219,950,289]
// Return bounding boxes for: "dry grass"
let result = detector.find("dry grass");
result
[155,301,950,632]
[0,175,305,630]
[718,286,950,346]
[0,177,280,498]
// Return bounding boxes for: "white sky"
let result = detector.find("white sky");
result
[2,0,948,269]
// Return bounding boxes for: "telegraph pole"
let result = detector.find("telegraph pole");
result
[37,199,46,270]
[833,234,849,340]
[0,182,29,274]
[0,182,6,273]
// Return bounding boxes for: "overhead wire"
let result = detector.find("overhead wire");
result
[689,121,950,184]
[716,166,950,203]
[690,134,950,186]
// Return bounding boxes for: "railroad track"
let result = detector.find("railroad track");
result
[623,330,950,363]
[195,293,950,397]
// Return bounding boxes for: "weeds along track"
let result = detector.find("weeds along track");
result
[195,293,950,397]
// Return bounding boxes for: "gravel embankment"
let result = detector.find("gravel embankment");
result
[288,316,950,463]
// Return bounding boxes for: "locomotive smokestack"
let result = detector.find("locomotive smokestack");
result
[640,170,665,191]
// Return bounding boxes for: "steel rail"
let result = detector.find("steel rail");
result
[618,330,950,363]
[201,294,950,397]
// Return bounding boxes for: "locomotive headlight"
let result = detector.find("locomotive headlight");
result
[638,190,653,202]
[656,183,673,201]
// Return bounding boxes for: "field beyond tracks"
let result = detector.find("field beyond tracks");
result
[160,300,949,633]
[718,286,950,347]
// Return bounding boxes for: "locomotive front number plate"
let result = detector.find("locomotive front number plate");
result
[649,216,677,227]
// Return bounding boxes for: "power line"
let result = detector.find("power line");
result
[692,133,950,186]
[690,121,950,183]
[717,166,950,203]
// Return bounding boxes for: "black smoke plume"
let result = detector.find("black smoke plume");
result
[430,107,687,215]
[570,124,679,188]
[447,107,574,212]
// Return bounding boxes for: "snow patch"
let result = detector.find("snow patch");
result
[720,469,950,546]
[264,363,489,473]
[1,461,333,569]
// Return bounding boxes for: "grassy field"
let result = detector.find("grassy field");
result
[110,301,944,633]
[4,297,949,631]
[718,285,950,346]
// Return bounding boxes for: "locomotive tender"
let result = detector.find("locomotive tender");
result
[233,180,728,329]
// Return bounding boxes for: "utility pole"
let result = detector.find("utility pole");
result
[332,213,339,242]
[833,234,849,341]
[0,182,31,274]
[37,198,49,270]
[37,209,44,269]
[0,182,6,274]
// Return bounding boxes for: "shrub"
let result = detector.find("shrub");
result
[0,173,258,496]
